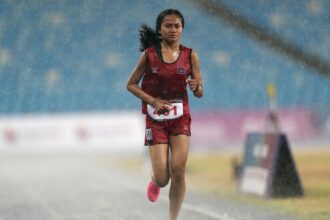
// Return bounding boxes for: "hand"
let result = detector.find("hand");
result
[152,98,171,114]
[187,79,198,92]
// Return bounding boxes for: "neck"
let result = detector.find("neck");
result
[161,41,180,51]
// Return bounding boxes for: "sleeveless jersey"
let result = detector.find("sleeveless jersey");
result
[141,45,192,115]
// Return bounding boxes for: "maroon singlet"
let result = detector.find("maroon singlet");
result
[141,45,192,116]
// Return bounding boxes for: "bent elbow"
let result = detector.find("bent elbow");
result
[127,83,140,94]
[126,83,133,92]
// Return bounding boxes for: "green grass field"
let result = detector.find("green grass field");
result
[110,148,330,220]
[186,148,330,220]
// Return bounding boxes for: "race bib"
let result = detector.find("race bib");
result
[147,103,183,121]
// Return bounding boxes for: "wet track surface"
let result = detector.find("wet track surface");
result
[0,151,296,220]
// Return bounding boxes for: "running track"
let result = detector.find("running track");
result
[0,151,296,220]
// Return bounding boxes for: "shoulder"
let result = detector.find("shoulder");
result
[191,50,199,59]
[180,44,193,52]
[145,46,156,54]
[181,45,198,59]
[180,45,194,62]
[135,51,147,67]
[144,46,157,61]
[190,50,200,67]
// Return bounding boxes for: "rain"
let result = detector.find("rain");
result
[0,0,329,219]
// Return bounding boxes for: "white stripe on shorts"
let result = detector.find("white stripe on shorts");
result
[145,128,153,141]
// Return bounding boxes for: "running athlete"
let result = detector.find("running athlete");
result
[126,9,203,220]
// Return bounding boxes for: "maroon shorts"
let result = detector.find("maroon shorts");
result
[144,114,191,146]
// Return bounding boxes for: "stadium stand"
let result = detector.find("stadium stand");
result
[0,0,329,119]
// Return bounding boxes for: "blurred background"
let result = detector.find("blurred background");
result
[1,1,330,219]
[0,0,329,151]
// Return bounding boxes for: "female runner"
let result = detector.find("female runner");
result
[127,8,203,220]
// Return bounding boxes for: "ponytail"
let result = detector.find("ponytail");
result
[139,23,162,52]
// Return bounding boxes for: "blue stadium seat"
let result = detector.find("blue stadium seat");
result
[0,0,329,115]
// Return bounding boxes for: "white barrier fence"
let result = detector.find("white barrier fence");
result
[0,111,145,152]
[0,109,327,152]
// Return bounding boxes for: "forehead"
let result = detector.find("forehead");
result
[161,14,182,25]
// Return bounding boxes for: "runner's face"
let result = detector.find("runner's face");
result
[159,15,183,43]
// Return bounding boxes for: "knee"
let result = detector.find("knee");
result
[154,174,170,188]
[171,168,186,184]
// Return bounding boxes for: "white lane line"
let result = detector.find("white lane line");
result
[97,168,235,220]
[25,189,64,220]
[181,203,235,220]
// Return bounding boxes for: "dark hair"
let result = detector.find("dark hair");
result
[139,9,185,52]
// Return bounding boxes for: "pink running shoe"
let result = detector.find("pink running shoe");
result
[147,181,160,202]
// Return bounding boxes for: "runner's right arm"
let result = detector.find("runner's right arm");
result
[127,53,170,112]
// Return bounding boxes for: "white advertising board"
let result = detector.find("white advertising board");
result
[0,111,145,152]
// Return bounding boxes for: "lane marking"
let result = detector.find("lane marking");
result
[98,168,235,220]
[25,189,64,220]
[182,203,234,220]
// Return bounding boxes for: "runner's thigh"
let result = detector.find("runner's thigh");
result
[169,135,190,172]
[149,144,170,174]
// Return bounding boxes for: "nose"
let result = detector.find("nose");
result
[169,27,177,33]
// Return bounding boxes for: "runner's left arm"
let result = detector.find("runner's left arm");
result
[188,50,203,98]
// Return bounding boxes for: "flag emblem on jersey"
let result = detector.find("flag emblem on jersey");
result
[177,67,186,74]
[151,67,158,74]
